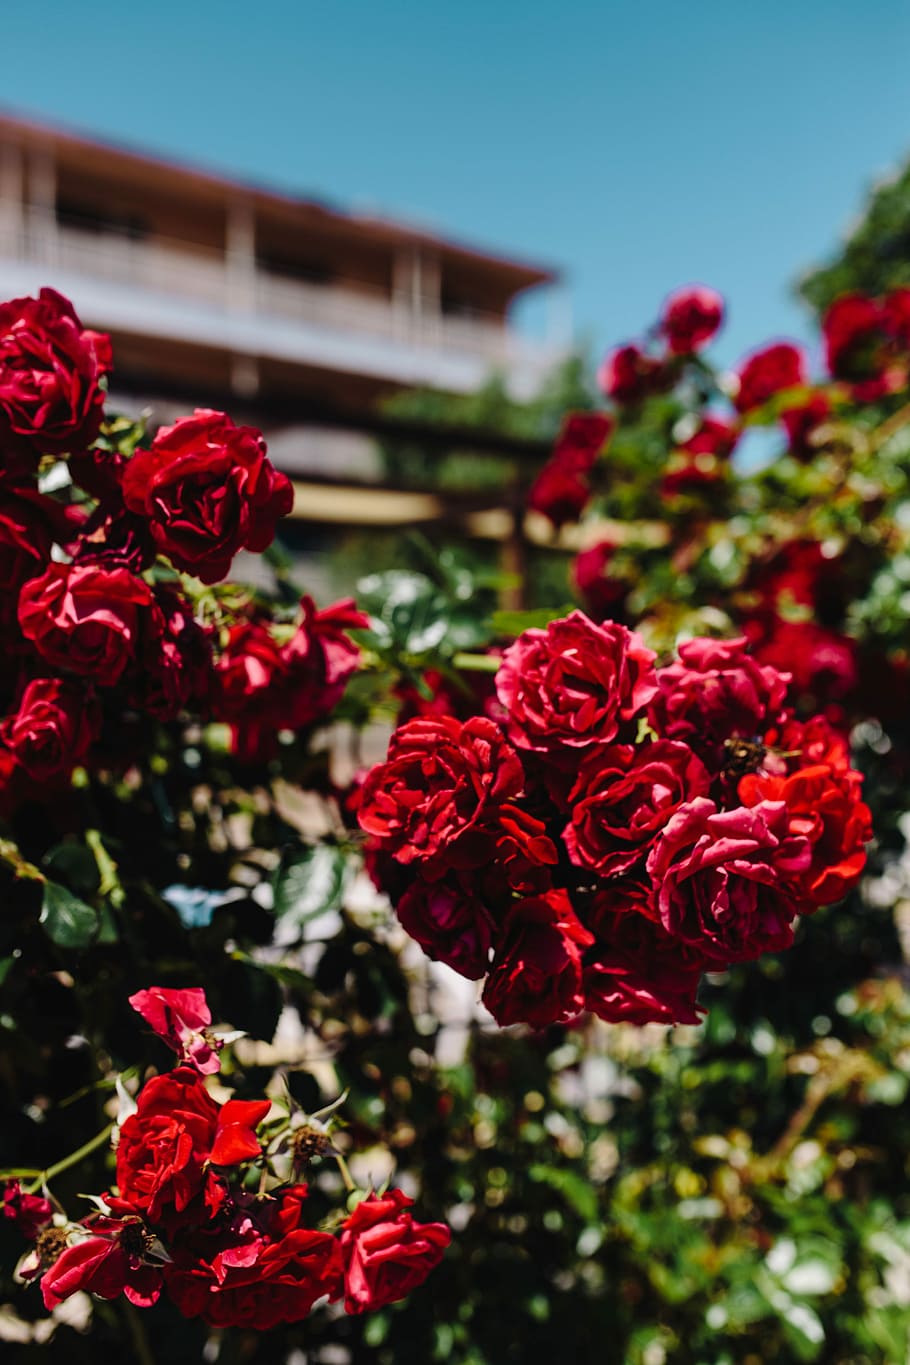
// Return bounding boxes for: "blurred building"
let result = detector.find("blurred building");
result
[0,111,562,491]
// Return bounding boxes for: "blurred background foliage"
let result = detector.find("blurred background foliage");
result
[799,154,910,315]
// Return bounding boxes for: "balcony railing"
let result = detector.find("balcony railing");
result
[0,219,558,375]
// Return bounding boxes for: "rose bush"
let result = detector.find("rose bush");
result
[3,986,449,1332]
[1,257,908,1365]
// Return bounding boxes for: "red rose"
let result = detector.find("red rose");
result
[883,287,910,349]
[0,484,74,631]
[129,986,221,1074]
[121,409,293,583]
[216,616,283,710]
[748,618,857,705]
[780,393,831,460]
[18,562,154,685]
[528,461,590,527]
[660,285,724,354]
[132,587,214,721]
[3,1180,53,1240]
[734,342,807,413]
[339,1188,450,1315]
[396,877,496,979]
[597,344,667,404]
[280,596,367,727]
[215,596,365,760]
[481,889,594,1027]
[553,412,613,471]
[42,1216,163,1311]
[116,1071,269,1223]
[647,797,810,965]
[393,663,498,725]
[820,294,906,397]
[528,415,611,528]
[358,715,524,868]
[70,454,156,575]
[660,451,727,499]
[164,1190,343,1328]
[572,540,630,623]
[0,289,111,464]
[770,713,851,773]
[496,611,658,758]
[564,741,711,877]
[739,764,871,908]
[648,636,790,769]
[679,416,739,459]
[582,901,707,1026]
[0,677,100,781]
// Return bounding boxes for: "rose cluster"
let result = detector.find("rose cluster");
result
[359,612,872,1029]
[4,987,449,1329]
[532,282,910,536]
[0,288,366,806]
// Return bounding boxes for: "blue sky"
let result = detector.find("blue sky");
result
[3,0,910,369]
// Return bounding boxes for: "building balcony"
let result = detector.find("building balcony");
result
[0,220,564,399]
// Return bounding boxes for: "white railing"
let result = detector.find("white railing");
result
[0,220,555,372]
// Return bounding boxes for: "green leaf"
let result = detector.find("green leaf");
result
[529,1163,599,1224]
[40,881,99,948]
[491,605,575,637]
[273,844,348,932]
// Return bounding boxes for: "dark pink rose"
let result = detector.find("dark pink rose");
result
[646,797,810,965]
[129,986,222,1074]
[496,611,658,758]
[396,877,495,979]
[660,285,724,354]
[481,889,594,1028]
[648,636,790,768]
[564,740,711,877]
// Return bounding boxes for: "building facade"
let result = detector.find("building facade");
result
[0,111,562,479]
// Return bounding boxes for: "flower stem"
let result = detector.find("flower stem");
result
[0,1122,114,1192]
[335,1151,356,1193]
[121,1299,156,1365]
